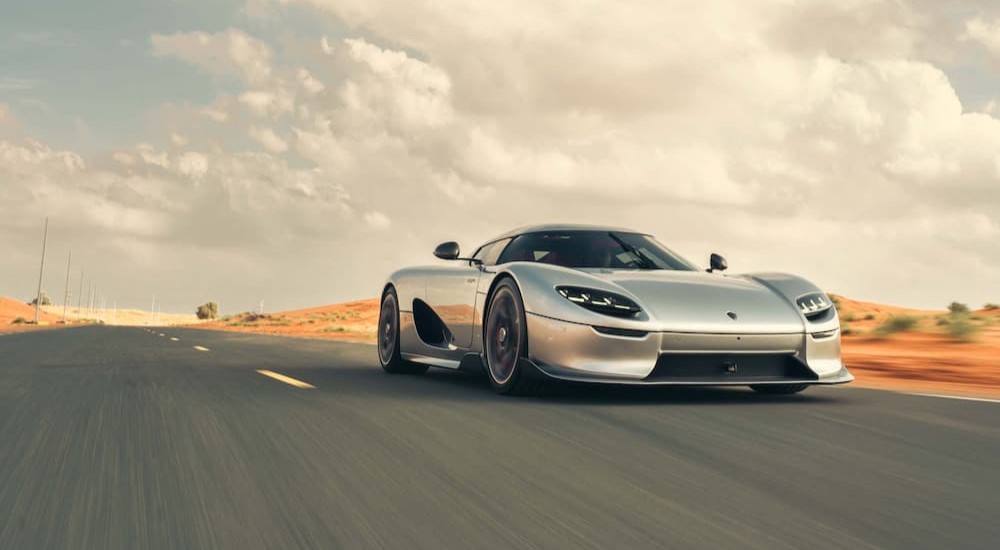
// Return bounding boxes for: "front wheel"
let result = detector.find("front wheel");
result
[484,279,543,396]
[378,288,428,375]
[750,384,809,395]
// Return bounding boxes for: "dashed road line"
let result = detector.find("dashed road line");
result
[170,337,179,342]
[193,345,210,352]
[256,369,315,389]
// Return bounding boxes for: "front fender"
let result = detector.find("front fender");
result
[741,272,840,334]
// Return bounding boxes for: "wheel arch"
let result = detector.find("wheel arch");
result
[480,272,529,355]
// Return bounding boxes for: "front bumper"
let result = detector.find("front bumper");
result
[526,312,853,385]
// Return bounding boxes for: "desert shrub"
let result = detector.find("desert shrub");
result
[242,312,270,322]
[196,302,219,320]
[28,292,52,306]
[829,295,842,312]
[947,302,969,315]
[11,317,28,325]
[864,313,876,321]
[984,303,999,310]
[841,312,856,322]
[936,317,950,326]
[874,315,918,337]
[947,317,979,342]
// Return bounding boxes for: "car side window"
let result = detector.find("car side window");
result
[475,239,512,266]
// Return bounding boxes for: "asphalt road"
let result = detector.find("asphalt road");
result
[0,326,997,550]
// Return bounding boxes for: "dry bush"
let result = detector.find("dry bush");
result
[948,302,969,315]
[947,317,979,342]
[874,315,918,338]
[196,302,219,320]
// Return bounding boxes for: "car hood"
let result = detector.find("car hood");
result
[579,269,805,334]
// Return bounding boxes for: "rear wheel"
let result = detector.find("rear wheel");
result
[750,384,809,395]
[378,288,428,375]
[484,279,543,396]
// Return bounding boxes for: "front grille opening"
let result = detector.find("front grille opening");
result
[645,353,817,383]
[593,326,648,338]
[805,308,835,323]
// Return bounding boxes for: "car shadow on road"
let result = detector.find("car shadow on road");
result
[303,364,843,406]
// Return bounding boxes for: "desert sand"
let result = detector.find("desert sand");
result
[10,291,999,397]
[0,297,65,333]
[0,297,200,332]
[195,294,1000,398]
[193,299,379,343]
[832,295,1000,398]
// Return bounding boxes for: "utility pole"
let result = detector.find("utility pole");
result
[151,294,155,326]
[33,218,49,324]
[77,268,84,320]
[62,250,72,323]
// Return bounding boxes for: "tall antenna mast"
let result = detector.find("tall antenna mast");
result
[33,217,49,324]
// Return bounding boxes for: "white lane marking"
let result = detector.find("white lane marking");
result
[906,392,1000,404]
[159,333,165,337]
[193,345,210,352]
[170,337,179,342]
[256,369,315,389]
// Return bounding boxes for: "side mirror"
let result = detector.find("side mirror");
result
[708,253,728,273]
[434,241,461,260]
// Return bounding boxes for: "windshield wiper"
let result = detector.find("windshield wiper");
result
[608,232,659,270]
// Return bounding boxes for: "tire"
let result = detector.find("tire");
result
[750,384,809,395]
[378,287,428,375]
[483,279,543,396]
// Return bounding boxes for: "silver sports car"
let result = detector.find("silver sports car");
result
[378,224,852,395]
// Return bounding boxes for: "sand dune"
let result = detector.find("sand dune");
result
[192,298,379,342]
[0,296,200,332]
[11,291,999,397]
[0,297,64,332]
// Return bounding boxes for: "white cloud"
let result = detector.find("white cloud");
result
[5,1,1000,310]
[0,78,36,91]
[320,35,335,55]
[239,89,295,117]
[176,152,209,178]
[363,210,391,230]
[249,126,289,153]
[151,29,273,83]
[964,16,1000,58]
[112,152,135,166]
[297,69,325,94]
[136,143,169,168]
[200,106,229,122]
[170,133,189,146]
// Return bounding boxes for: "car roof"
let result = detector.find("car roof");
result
[487,223,644,242]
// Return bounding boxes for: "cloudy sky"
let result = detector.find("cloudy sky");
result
[2,0,999,313]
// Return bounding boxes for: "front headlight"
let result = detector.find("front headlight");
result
[556,286,642,318]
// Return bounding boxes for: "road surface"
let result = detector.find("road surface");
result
[0,326,997,549]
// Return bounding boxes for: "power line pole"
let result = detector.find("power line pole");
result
[151,294,155,326]
[33,217,49,324]
[62,250,72,323]
[77,268,84,320]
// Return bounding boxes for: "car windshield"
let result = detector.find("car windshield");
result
[495,231,698,271]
